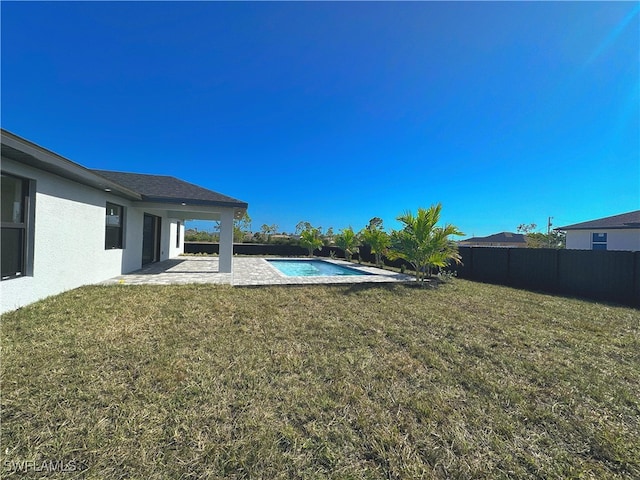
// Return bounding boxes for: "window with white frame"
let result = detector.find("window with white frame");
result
[592,232,607,250]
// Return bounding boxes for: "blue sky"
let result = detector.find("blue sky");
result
[2,1,638,237]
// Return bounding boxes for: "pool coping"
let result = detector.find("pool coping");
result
[103,256,414,286]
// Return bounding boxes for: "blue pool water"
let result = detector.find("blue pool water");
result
[267,259,367,277]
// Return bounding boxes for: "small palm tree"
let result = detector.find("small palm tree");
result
[389,203,464,282]
[299,228,323,257]
[360,223,390,268]
[335,226,359,262]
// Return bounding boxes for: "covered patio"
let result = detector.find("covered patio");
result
[103,256,413,286]
[94,170,248,274]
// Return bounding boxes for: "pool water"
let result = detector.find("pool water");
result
[267,259,367,277]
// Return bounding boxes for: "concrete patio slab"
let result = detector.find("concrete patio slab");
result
[103,256,413,286]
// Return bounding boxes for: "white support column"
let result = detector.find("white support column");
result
[219,208,234,273]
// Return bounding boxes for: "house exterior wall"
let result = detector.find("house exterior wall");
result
[565,229,640,251]
[1,159,186,314]
[2,158,128,313]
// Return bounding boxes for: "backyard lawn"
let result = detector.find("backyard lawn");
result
[1,280,639,479]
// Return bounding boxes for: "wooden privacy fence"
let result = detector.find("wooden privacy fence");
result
[184,242,639,307]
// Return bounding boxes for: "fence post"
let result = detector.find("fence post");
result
[555,249,561,295]
[553,248,560,294]
[634,251,640,307]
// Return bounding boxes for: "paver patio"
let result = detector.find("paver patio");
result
[103,256,413,286]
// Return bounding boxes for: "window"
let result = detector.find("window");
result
[105,202,124,249]
[1,174,31,280]
[592,232,607,251]
[176,221,181,248]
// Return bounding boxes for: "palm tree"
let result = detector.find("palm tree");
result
[360,223,390,268]
[335,226,359,262]
[389,203,464,282]
[299,228,323,257]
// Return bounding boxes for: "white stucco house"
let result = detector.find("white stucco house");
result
[557,210,640,251]
[1,129,248,314]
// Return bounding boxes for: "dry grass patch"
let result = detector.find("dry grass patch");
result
[1,280,639,479]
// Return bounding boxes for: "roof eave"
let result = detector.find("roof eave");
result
[556,225,640,231]
[140,196,248,209]
[1,130,141,201]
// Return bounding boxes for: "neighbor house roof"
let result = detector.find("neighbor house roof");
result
[460,232,527,244]
[92,170,248,209]
[556,210,640,231]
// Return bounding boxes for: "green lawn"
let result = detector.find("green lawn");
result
[1,280,639,479]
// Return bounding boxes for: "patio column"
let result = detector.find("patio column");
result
[219,208,234,273]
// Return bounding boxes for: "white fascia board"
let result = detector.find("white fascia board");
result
[1,130,140,200]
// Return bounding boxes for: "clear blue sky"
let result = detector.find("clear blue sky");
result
[2,1,638,237]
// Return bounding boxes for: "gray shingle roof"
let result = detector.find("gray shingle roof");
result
[2,129,247,210]
[92,170,248,208]
[556,210,640,230]
[461,232,527,244]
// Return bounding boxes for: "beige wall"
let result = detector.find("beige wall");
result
[565,229,640,251]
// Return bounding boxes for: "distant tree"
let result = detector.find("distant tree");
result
[299,226,323,257]
[389,204,464,282]
[367,217,384,230]
[184,228,218,242]
[233,212,252,243]
[324,227,335,245]
[550,230,566,249]
[517,223,537,234]
[517,223,565,249]
[259,223,278,243]
[295,221,312,235]
[259,225,269,243]
[360,218,390,268]
[335,227,360,262]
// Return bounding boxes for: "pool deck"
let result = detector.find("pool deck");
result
[103,256,413,286]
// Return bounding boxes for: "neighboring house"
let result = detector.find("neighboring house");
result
[458,232,527,248]
[1,129,248,313]
[556,210,640,251]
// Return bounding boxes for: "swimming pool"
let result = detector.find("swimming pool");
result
[266,259,367,277]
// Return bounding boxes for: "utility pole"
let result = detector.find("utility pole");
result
[547,216,553,248]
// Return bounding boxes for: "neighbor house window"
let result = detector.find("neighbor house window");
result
[1,173,32,280]
[176,221,181,248]
[592,232,607,251]
[105,202,124,249]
